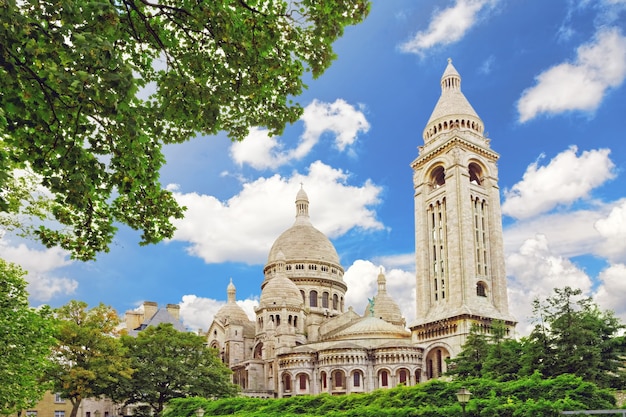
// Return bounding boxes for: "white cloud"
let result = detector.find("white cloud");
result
[0,240,78,302]
[506,234,593,336]
[518,27,626,122]
[399,0,498,55]
[504,209,608,259]
[343,260,415,323]
[179,294,258,332]
[595,200,626,263]
[230,99,369,170]
[502,146,615,219]
[593,263,626,324]
[169,161,383,264]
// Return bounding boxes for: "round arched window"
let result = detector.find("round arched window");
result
[430,166,446,188]
[469,163,483,185]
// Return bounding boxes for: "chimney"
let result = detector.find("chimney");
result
[166,303,180,320]
[143,301,158,321]
[125,311,142,331]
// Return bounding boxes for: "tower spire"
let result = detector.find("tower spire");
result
[422,58,484,143]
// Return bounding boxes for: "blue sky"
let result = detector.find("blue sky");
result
[3,0,626,336]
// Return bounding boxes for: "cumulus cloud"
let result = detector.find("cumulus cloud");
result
[230,99,369,170]
[179,294,258,332]
[0,241,78,302]
[502,146,615,219]
[518,28,626,122]
[169,161,384,264]
[593,263,626,324]
[503,209,608,260]
[506,234,593,336]
[594,199,626,263]
[343,260,416,323]
[399,0,499,55]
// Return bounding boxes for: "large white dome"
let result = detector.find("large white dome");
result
[267,187,340,266]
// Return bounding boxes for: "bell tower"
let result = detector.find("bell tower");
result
[410,60,516,379]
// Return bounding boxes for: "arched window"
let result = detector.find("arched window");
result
[469,162,482,185]
[299,374,307,390]
[300,290,305,303]
[283,374,291,392]
[322,292,329,308]
[431,166,446,188]
[399,369,408,384]
[353,371,361,387]
[310,290,318,307]
[253,343,263,359]
[477,282,487,297]
[320,371,327,389]
[332,370,345,389]
[380,370,389,387]
[332,294,339,310]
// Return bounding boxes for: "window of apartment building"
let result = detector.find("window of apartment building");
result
[54,411,65,417]
[54,393,64,403]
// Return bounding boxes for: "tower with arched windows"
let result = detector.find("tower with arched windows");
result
[410,59,516,378]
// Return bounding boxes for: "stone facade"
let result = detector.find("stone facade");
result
[410,59,516,377]
[206,59,515,397]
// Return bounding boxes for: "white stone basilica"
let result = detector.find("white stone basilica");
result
[206,60,516,397]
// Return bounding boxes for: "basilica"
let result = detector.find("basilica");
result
[206,60,517,397]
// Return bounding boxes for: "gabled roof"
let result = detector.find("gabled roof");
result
[128,307,187,336]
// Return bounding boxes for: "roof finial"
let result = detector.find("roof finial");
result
[448,57,452,64]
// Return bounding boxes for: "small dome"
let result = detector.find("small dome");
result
[367,293,404,325]
[260,273,303,309]
[365,270,404,325]
[215,280,251,324]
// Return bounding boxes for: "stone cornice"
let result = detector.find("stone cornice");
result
[411,134,499,170]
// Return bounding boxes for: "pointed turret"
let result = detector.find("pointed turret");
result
[295,183,310,225]
[423,59,484,143]
[227,278,236,303]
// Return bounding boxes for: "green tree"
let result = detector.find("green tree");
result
[0,259,56,415]
[527,287,626,388]
[481,320,523,381]
[0,0,370,261]
[117,323,237,416]
[446,323,491,379]
[48,301,133,417]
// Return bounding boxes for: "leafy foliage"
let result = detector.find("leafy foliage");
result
[48,301,133,417]
[0,0,370,260]
[163,374,616,417]
[0,259,55,416]
[449,288,626,389]
[117,323,238,416]
[526,287,626,388]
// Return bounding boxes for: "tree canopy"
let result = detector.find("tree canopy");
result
[116,323,237,416]
[448,287,626,389]
[0,259,55,416]
[0,0,370,260]
[48,301,133,417]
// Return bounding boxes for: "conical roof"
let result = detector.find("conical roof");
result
[423,59,483,141]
